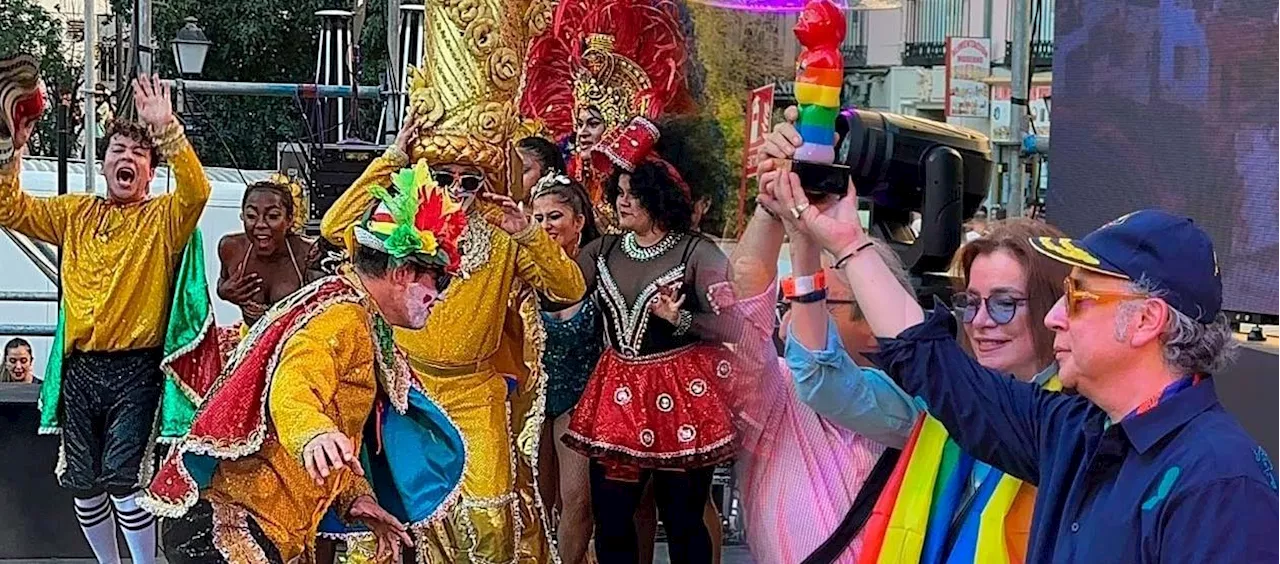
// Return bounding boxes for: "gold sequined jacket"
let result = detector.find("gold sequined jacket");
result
[0,122,210,353]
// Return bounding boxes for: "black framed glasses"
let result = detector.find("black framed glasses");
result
[951,292,1029,325]
[775,298,857,325]
[432,171,485,194]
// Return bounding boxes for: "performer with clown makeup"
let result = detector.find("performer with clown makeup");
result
[319,0,586,558]
[147,161,470,564]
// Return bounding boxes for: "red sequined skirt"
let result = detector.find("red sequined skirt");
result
[565,344,737,475]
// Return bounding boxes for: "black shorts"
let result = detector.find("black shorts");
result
[58,348,163,497]
[161,499,284,564]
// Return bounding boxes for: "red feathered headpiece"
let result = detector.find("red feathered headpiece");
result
[520,0,692,142]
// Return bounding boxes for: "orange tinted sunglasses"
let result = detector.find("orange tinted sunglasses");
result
[1063,277,1148,316]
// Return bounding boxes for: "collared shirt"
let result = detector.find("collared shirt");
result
[732,285,913,563]
[876,305,1279,563]
[784,316,921,449]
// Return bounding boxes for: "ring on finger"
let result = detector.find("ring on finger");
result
[790,202,810,219]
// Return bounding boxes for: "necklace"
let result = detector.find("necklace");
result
[622,231,682,262]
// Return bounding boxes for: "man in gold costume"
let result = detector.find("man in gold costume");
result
[0,74,210,564]
[148,160,471,563]
[320,0,584,559]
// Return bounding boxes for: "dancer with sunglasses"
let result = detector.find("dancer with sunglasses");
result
[319,0,585,556]
[757,108,1071,563]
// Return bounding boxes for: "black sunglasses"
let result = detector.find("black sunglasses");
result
[951,292,1029,325]
[775,298,857,325]
[432,171,485,193]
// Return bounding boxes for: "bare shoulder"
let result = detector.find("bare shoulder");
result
[217,232,249,260]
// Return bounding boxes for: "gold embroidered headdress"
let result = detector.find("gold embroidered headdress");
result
[520,0,691,141]
[406,0,554,193]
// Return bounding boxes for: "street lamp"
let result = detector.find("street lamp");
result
[171,17,211,76]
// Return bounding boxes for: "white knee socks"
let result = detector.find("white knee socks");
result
[111,492,156,564]
[74,494,120,564]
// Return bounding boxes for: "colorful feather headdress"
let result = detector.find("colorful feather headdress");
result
[519,0,692,141]
[354,160,468,273]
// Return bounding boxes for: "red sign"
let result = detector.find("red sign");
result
[736,84,775,235]
[744,84,775,175]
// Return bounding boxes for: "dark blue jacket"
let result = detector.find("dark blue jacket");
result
[877,306,1279,563]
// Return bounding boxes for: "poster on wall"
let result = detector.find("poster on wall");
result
[944,37,991,118]
[990,83,1052,142]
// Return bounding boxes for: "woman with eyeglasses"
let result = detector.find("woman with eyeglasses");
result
[758,109,1071,560]
[564,117,742,564]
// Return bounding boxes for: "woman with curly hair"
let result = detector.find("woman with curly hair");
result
[565,118,741,564]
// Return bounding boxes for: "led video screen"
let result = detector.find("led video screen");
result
[1048,0,1277,316]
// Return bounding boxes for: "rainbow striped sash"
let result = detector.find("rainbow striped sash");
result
[859,374,1059,563]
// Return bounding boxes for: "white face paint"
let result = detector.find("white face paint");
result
[402,276,442,330]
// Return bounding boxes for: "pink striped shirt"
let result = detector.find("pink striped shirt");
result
[733,286,886,564]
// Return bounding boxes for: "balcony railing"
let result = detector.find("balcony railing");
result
[902,0,971,67]
[1001,39,1054,69]
[842,44,868,68]
[1000,0,1054,67]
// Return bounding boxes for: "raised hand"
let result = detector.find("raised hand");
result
[773,168,866,257]
[133,74,174,129]
[348,496,413,563]
[478,192,531,234]
[302,431,364,486]
[394,112,422,156]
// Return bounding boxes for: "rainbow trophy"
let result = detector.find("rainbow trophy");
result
[789,0,851,194]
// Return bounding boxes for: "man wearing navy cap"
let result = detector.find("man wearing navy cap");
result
[761,158,1280,561]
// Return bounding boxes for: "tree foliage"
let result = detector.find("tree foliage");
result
[109,0,391,169]
[684,4,788,236]
[0,0,81,158]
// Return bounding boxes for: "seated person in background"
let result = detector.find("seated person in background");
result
[216,175,315,357]
[1,338,36,383]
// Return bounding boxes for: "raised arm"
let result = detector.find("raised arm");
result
[160,129,211,241]
[511,222,586,304]
[320,146,410,247]
[784,317,920,448]
[729,206,785,298]
[875,305,1081,482]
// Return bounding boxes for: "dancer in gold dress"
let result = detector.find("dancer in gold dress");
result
[319,0,584,558]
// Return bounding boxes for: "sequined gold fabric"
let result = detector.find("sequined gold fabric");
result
[321,156,582,562]
[210,501,273,563]
[205,301,378,562]
[573,34,654,131]
[407,0,546,193]
[0,135,210,353]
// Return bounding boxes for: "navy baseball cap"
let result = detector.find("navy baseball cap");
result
[1029,210,1222,323]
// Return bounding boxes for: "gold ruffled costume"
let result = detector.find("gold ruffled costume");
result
[320,0,581,559]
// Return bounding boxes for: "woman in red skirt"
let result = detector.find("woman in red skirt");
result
[564,117,742,564]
